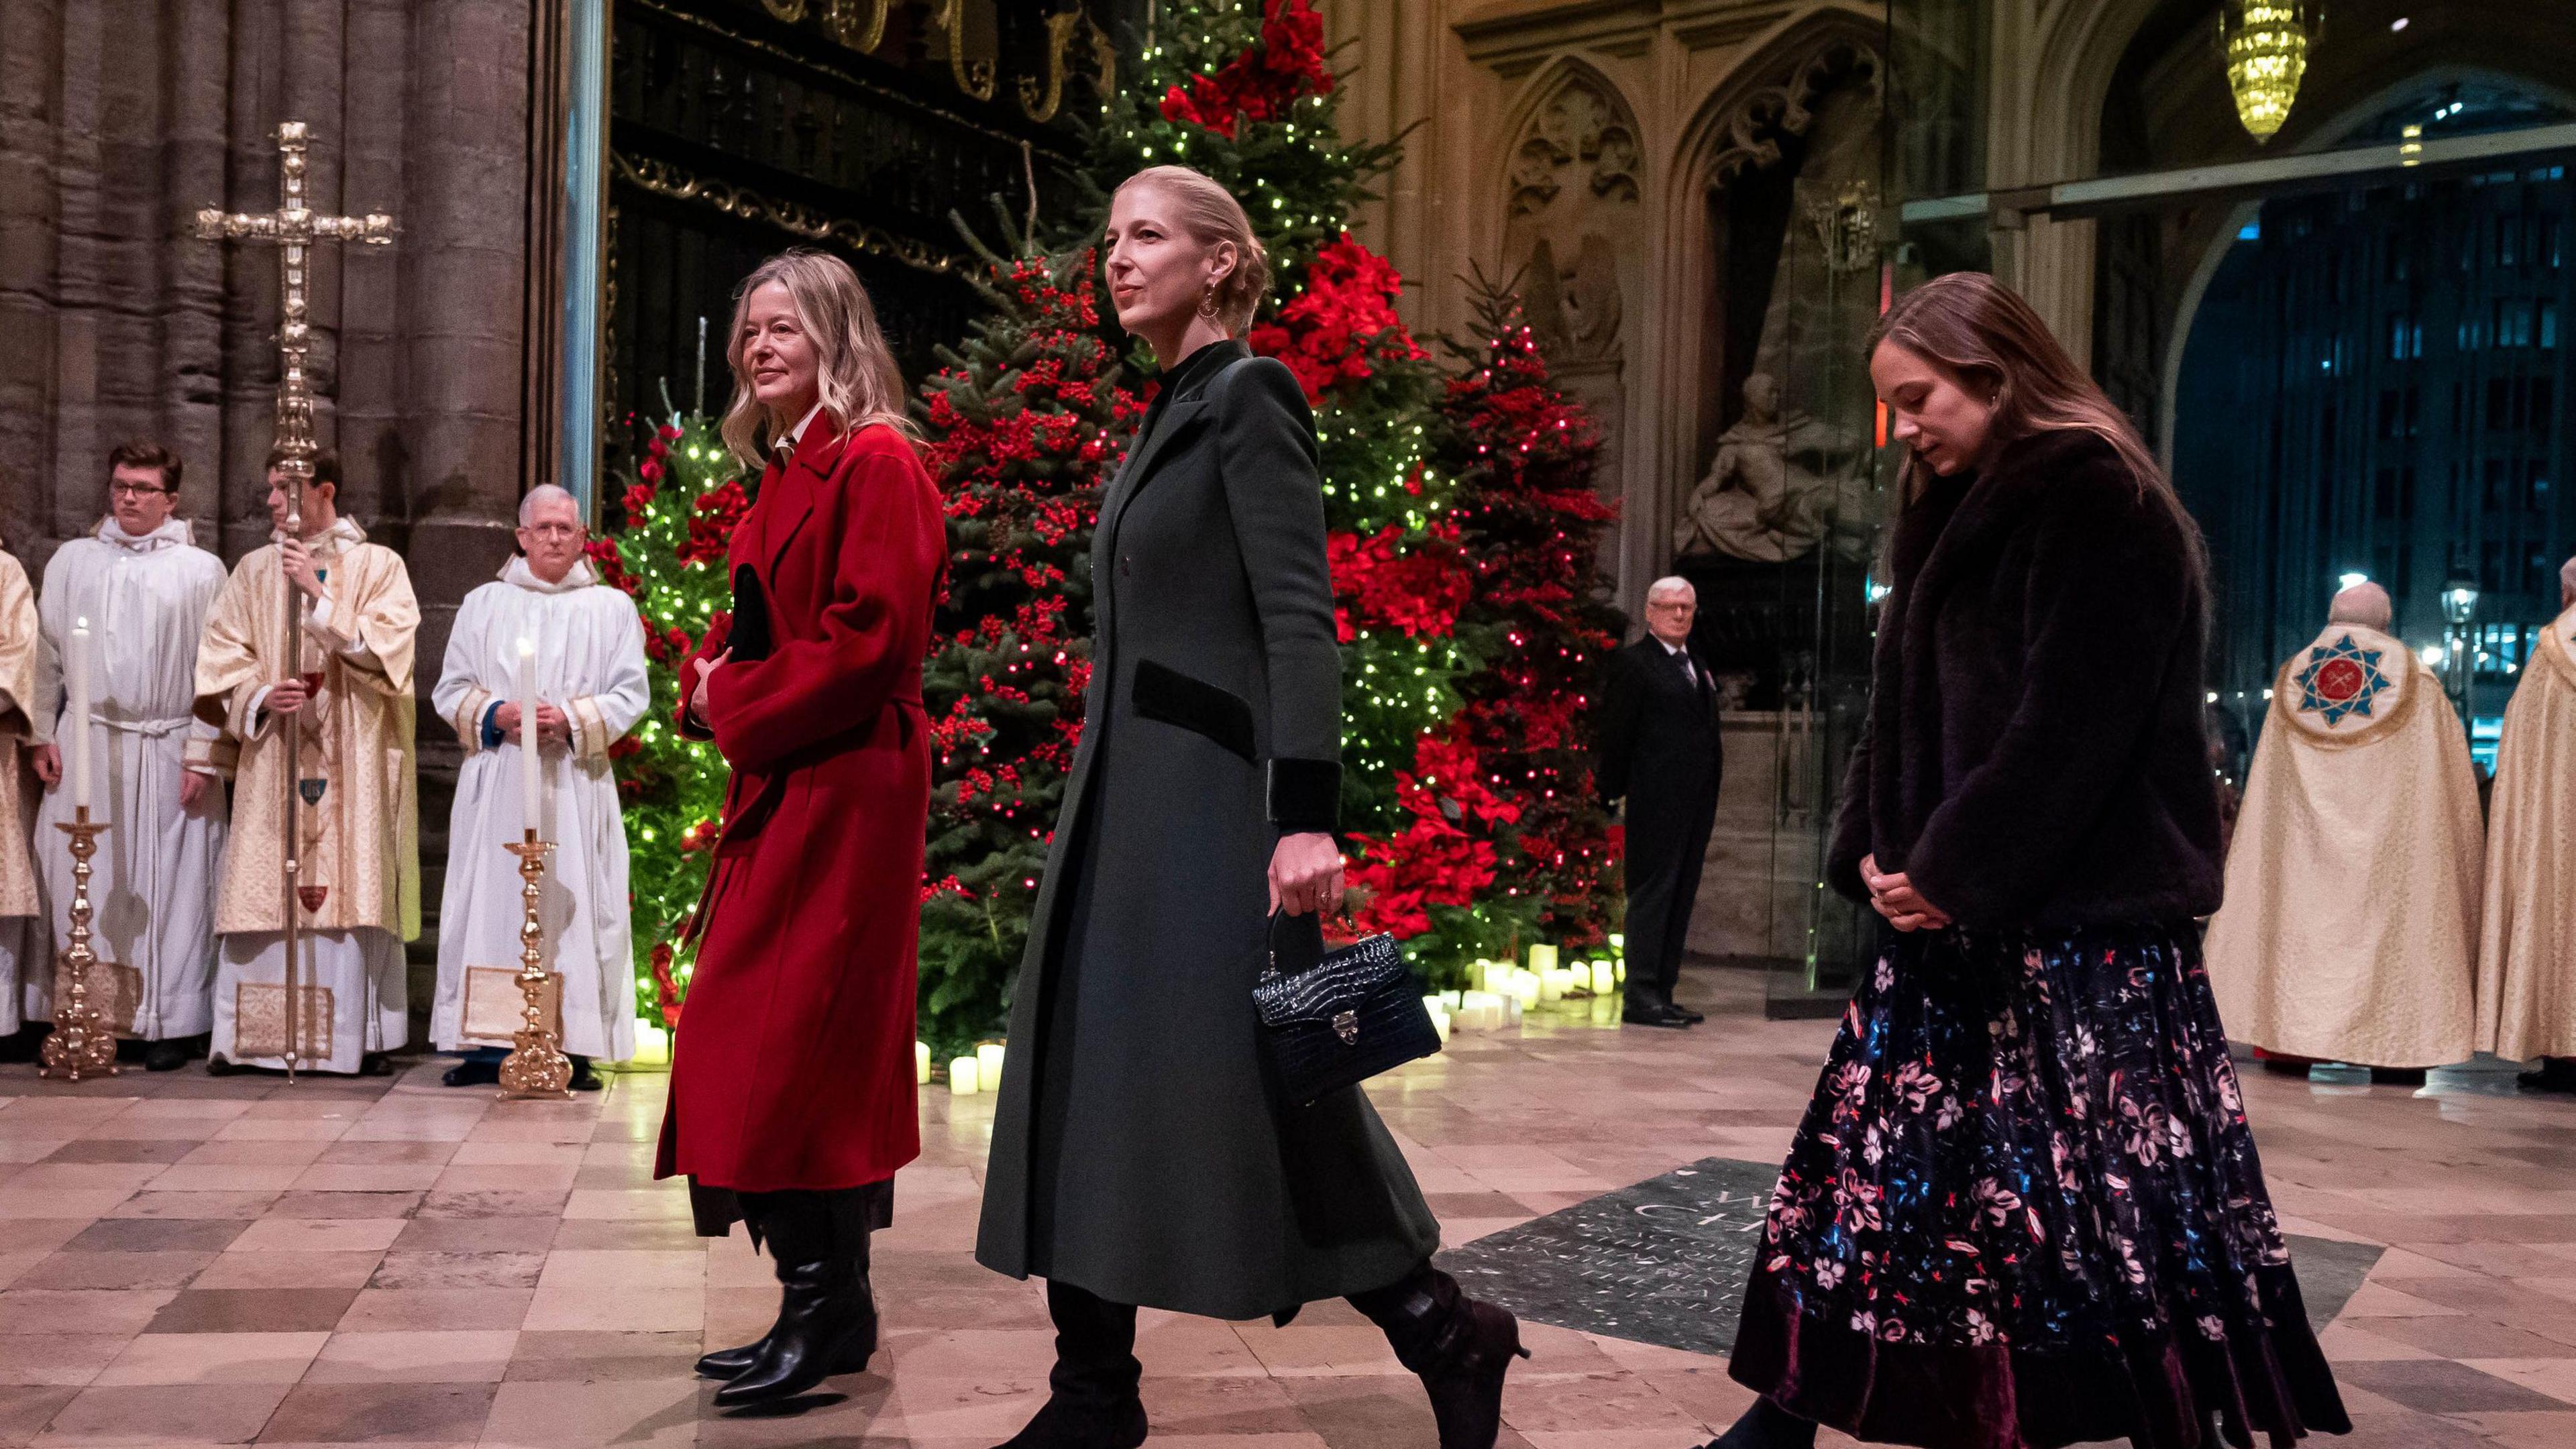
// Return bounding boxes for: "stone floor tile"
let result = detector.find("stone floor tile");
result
[302,1330,518,1384]
[58,1219,248,1254]
[26,1381,290,1445]
[284,1165,445,1193]
[36,1142,196,1167]
[0,1337,129,1389]
[170,1140,329,1169]
[502,1330,703,1382]
[230,1219,406,1254]
[384,1218,555,1255]
[9,1251,213,1292]
[91,1330,328,1385]
[102,1193,277,1221]
[520,1283,703,1332]
[534,1249,705,1291]
[335,1289,534,1333]
[0,1384,78,1449]
[311,1140,458,1168]
[190,1252,386,1290]
[0,1291,175,1337]
[264,1191,424,1221]
[143,1288,360,1335]
[364,1252,544,1291]
[477,1377,698,1448]
[141,1165,305,1194]
[254,1381,498,1444]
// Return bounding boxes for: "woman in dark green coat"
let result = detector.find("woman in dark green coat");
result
[973,165,1524,1449]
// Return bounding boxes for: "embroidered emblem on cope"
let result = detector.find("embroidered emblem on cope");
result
[2295,633,2393,725]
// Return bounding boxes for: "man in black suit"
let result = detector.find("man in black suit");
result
[1595,577,1723,1029]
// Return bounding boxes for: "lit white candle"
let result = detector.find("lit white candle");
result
[914,1040,932,1085]
[67,617,93,815]
[517,637,540,836]
[977,1042,1007,1091]
[949,1055,980,1096]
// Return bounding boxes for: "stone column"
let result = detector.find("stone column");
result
[0,0,65,561]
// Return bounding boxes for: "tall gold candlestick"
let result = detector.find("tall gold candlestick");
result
[40,809,117,1081]
[497,829,571,1098]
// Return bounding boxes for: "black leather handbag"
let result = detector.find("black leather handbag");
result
[1251,911,1441,1110]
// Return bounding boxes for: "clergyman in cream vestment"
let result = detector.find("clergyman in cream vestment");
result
[2208,588,2481,1069]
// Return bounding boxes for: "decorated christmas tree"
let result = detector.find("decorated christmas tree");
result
[913,225,1142,1052]
[1432,274,1625,951]
[593,414,755,1030]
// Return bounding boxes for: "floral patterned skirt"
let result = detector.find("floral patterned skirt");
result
[1728,922,2349,1449]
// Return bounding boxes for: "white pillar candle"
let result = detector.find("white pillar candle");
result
[915,1040,932,1085]
[948,1056,980,1095]
[1527,943,1558,976]
[66,617,93,815]
[1537,969,1563,1004]
[1589,960,1616,995]
[977,1042,1007,1090]
[516,637,541,835]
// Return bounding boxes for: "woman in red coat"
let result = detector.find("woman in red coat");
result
[654,248,945,1411]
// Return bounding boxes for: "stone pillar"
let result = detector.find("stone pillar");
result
[393,0,533,698]
[0,0,65,560]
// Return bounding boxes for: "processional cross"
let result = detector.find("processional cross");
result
[191,121,395,1081]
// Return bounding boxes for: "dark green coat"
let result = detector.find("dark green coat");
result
[973,341,1440,1320]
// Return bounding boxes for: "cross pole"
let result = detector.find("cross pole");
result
[192,121,395,1081]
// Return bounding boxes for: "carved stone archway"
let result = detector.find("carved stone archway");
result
[1496,58,1648,506]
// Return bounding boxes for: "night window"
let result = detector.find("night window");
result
[2499,217,2521,267]
[2543,300,2559,350]
[2376,467,2399,517]
[2485,457,2510,507]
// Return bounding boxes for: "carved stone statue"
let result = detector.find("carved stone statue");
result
[1674,374,1851,563]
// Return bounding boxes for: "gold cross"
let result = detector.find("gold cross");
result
[192,121,396,488]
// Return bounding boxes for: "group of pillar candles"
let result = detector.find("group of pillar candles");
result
[912,938,1627,1096]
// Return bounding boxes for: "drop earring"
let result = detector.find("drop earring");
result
[1197,283,1221,321]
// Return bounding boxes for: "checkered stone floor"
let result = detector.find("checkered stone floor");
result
[3,966,2575,1448]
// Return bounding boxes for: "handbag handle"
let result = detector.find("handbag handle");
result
[1263,908,1326,981]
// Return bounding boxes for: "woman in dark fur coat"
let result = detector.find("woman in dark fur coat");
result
[1700,274,2349,1449]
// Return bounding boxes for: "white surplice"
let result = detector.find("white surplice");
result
[429,556,649,1061]
[27,518,229,1040]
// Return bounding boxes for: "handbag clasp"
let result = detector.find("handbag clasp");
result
[1332,1010,1358,1044]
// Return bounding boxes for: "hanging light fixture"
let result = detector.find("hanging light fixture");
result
[2220,2,2319,142]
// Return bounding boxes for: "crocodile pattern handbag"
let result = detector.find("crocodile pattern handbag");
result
[1251,912,1442,1109]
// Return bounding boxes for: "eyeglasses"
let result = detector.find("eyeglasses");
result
[521,523,584,541]
[108,482,172,498]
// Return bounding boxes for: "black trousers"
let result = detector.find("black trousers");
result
[1621,788,1717,1008]
[1040,1262,1459,1404]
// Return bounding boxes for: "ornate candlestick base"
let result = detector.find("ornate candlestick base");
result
[41,809,118,1081]
[498,830,571,1099]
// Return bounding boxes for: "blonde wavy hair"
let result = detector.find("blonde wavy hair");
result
[1113,164,1273,335]
[718,248,916,469]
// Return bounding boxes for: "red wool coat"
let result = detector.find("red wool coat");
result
[655,420,945,1193]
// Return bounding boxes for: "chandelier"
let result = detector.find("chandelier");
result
[2220,1,2318,142]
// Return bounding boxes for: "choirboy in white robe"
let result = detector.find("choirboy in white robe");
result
[430,555,648,1061]
[2206,623,2481,1067]
[30,517,230,1040]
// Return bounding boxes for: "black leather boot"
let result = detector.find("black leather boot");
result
[991,1281,1147,1449]
[1691,1395,1817,1449]
[1351,1264,1528,1449]
[711,1191,878,1409]
[696,1191,879,1382]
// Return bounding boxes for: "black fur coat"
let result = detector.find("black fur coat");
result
[1825,428,2226,930]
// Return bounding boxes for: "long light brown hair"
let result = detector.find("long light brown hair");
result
[1112,165,1273,335]
[718,249,916,469]
[1868,272,2190,535]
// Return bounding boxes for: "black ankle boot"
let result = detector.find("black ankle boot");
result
[1695,1396,1817,1449]
[694,1191,879,1382]
[711,1191,877,1409]
[992,1281,1146,1449]
[1351,1265,1529,1449]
